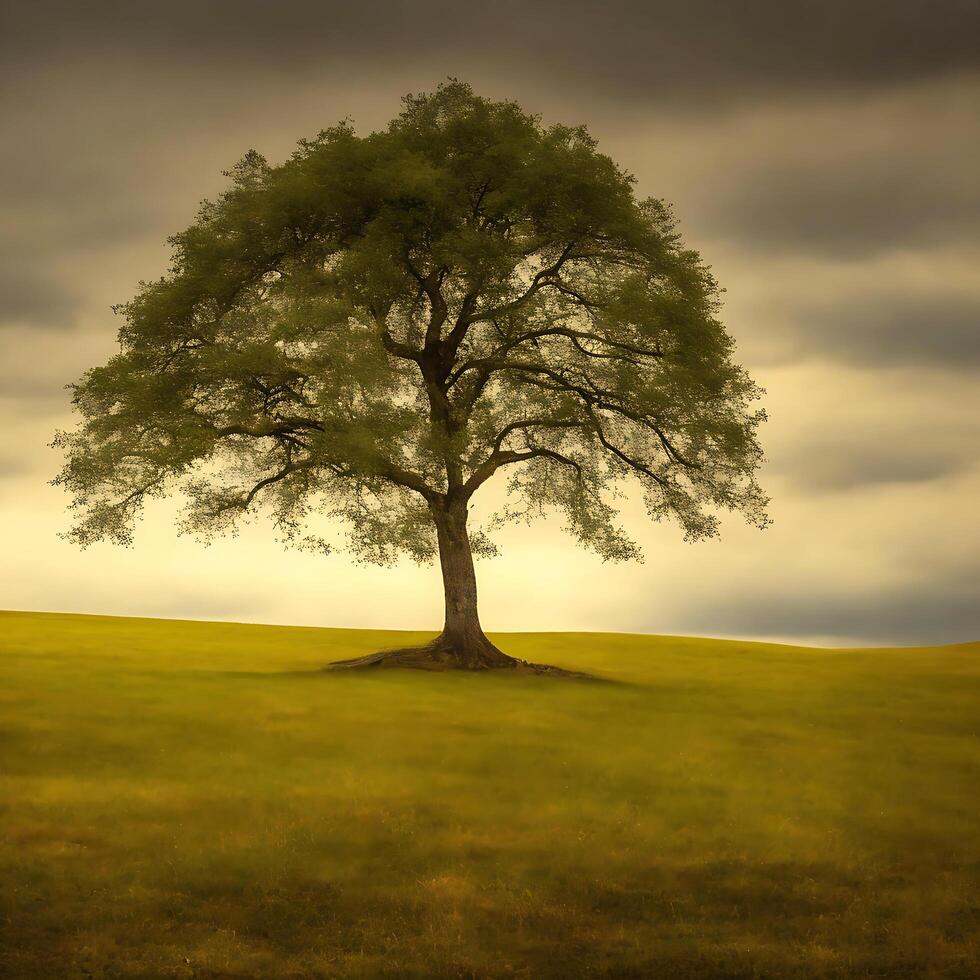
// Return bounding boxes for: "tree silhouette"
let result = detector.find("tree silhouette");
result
[55,81,768,671]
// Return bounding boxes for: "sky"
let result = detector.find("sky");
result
[1,0,978,646]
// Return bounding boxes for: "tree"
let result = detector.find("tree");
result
[54,81,769,672]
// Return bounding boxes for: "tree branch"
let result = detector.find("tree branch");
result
[460,360,700,475]
[377,463,442,503]
[491,417,585,454]
[583,406,670,489]
[201,459,315,517]
[462,420,586,496]
[448,327,663,388]
[459,242,578,327]
[209,419,441,502]
[404,259,449,349]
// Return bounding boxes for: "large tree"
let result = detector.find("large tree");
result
[54,82,768,671]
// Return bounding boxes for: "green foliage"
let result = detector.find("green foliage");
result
[54,80,768,563]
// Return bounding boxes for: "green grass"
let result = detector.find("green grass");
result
[1,611,978,978]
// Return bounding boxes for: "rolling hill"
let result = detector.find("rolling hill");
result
[1,610,977,978]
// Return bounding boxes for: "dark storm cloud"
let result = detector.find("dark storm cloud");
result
[2,1,979,106]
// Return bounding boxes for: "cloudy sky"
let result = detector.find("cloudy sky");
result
[2,0,978,646]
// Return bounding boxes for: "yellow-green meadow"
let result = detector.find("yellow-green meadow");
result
[1,610,977,978]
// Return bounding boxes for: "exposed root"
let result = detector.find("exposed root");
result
[323,640,594,679]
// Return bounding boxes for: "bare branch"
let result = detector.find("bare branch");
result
[213,420,323,439]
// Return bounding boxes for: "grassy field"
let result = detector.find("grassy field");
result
[1,610,978,978]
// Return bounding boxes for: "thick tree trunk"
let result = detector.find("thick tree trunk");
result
[425,500,517,668]
[326,499,519,670]
[325,501,592,675]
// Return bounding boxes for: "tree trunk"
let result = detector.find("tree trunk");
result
[325,500,591,675]
[325,499,519,670]
[427,500,516,668]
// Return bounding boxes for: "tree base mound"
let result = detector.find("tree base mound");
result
[323,636,593,678]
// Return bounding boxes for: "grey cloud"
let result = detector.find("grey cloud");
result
[0,373,70,402]
[753,346,980,492]
[0,216,158,333]
[654,78,980,260]
[0,129,166,331]
[0,327,99,406]
[775,438,974,494]
[670,564,980,646]
[2,138,175,255]
[742,287,980,371]
[699,156,980,259]
[0,266,78,329]
[0,388,72,413]
[2,1,979,107]
[798,292,980,368]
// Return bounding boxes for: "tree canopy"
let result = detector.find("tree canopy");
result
[54,81,768,668]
